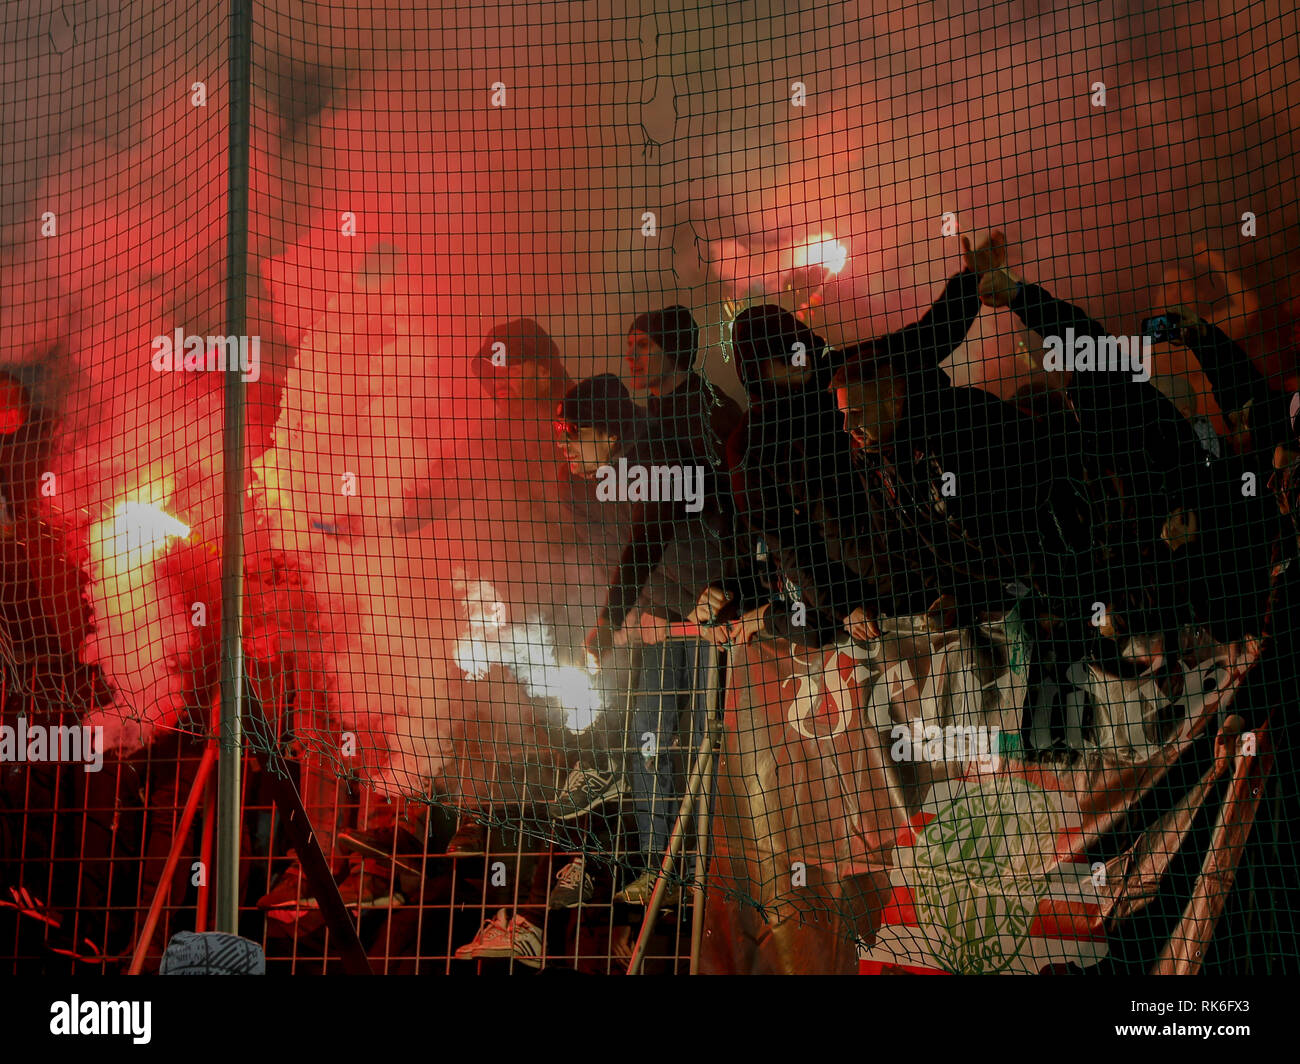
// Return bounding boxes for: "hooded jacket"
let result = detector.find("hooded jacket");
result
[645,370,742,471]
[1007,281,1220,635]
[837,269,1068,620]
[1172,320,1293,640]
[723,305,868,645]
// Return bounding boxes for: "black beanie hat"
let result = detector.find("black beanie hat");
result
[730,304,826,396]
[629,305,699,371]
[555,373,642,439]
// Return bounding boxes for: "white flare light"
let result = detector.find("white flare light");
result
[106,501,190,563]
[795,233,848,276]
[452,576,605,732]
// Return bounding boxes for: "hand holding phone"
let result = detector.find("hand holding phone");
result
[1141,312,1183,344]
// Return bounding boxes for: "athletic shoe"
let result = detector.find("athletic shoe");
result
[335,859,406,910]
[337,825,426,876]
[453,908,545,968]
[546,767,627,821]
[257,864,316,911]
[614,869,680,906]
[445,819,487,856]
[548,857,594,909]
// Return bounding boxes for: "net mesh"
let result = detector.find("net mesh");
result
[0,0,1297,974]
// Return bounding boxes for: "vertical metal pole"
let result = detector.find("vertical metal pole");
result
[216,0,252,934]
[196,742,217,932]
[127,743,220,974]
[689,643,724,974]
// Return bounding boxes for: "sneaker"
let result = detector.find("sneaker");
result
[445,819,487,856]
[337,825,426,876]
[335,859,406,910]
[453,908,545,968]
[614,869,680,906]
[257,865,317,911]
[548,857,594,909]
[546,767,627,821]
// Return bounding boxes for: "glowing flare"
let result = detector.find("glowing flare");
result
[104,501,190,563]
[454,639,492,680]
[546,665,603,717]
[563,704,601,735]
[453,578,605,729]
[796,233,849,276]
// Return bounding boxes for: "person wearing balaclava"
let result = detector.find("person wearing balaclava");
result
[624,305,740,467]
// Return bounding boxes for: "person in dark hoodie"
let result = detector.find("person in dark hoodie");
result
[695,231,1010,647]
[689,303,869,647]
[826,232,1071,641]
[624,304,742,468]
[551,374,732,903]
[1151,301,1293,647]
[976,252,1231,654]
[1166,308,1300,973]
[830,350,1060,635]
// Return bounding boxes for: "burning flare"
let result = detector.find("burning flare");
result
[107,501,191,560]
[452,574,605,733]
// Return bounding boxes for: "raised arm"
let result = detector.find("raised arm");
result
[1175,312,1292,454]
[838,233,1000,374]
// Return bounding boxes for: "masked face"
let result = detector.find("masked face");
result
[754,356,812,390]
[554,424,620,478]
[835,375,904,452]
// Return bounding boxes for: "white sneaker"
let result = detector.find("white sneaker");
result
[454,908,545,968]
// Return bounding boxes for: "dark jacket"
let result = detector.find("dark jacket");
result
[645,370,742,470]
[1180,322,1293,456]
[723,306,868,646]
[1174,321,1293,640]
[844,270,1061,619]
[595,429,735,629]
[1008,282,1229,636]
[726,269,991,642]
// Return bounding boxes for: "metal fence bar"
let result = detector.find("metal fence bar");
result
[216,0,253,935]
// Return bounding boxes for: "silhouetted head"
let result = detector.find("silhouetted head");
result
[729,305,824,399]
[626,305,698,396]
[829,350,907,453]
[473,319,571,413]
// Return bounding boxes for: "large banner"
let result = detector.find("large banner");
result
[700,615,1265,975]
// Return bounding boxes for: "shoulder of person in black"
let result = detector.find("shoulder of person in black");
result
[620,427,725,519]
[644,371,705,432]
[645,369,739,463]
[888,356,1054,514]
